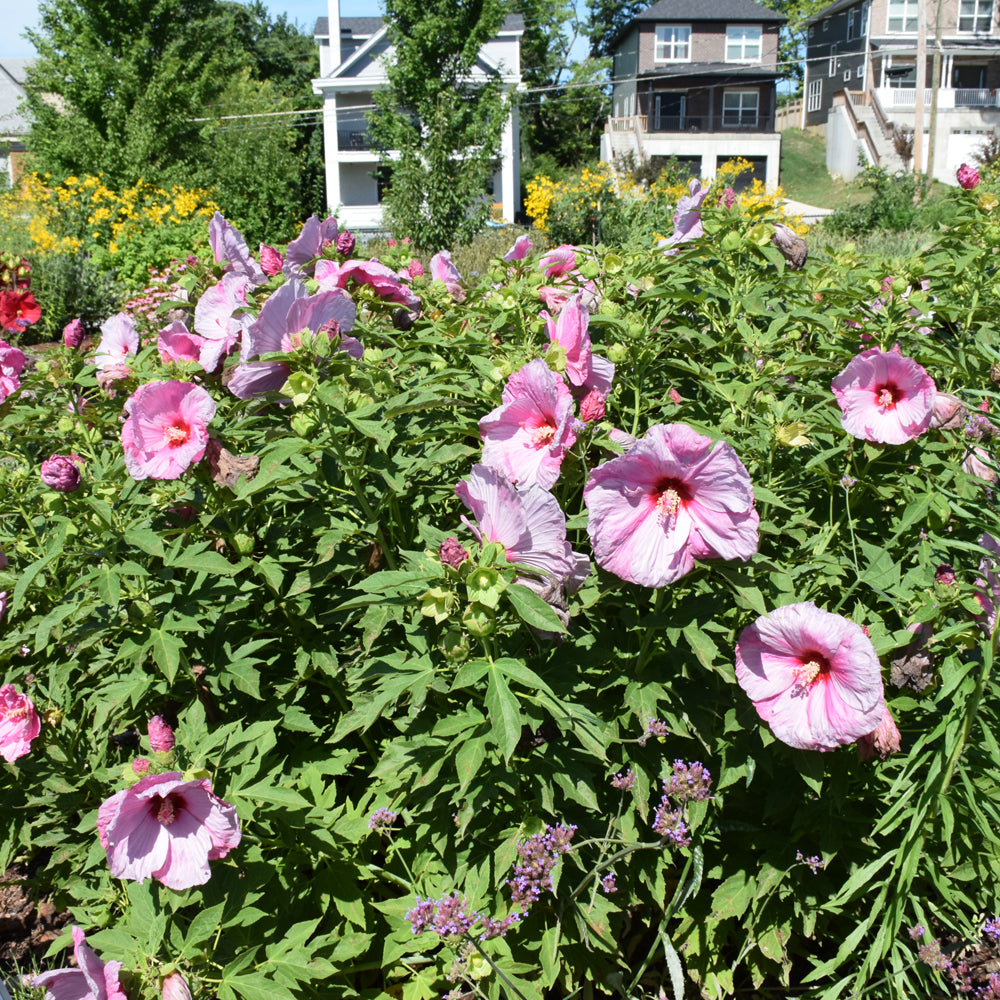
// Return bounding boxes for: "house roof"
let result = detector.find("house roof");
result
[0,58,33,138]
[804,0,861,26]
[632,0,785,24]
[313,14,525,37]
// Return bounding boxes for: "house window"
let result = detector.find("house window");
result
[823,17,830,30]
[807,78,823,112]
[959,0,992,32]
[809,24,814,37]
[655,25,691,62]
[844,68,852,81]
[847,9,856,39]
[887,0,918,32]
[857,62,866,84]
[829,54,838,76]
[726,25,762,62]
[722,90,759,126]
[860,1,870,35]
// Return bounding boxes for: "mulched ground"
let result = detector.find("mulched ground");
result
[0,866,71,975]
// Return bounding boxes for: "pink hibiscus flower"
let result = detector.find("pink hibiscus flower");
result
[456,464,589,592]
[0,337,26,400]
[94,313,139,373]
[542,294,615,397]
[208,212,266,286]
[121,381,216,481]
[192,272,254,369]
[584,423,759,588]
[315,258,421,308]
[975,532,1000,635]
[429,250,465,301]
[0,683,40,762]
[539,245,578,279]
[503,235,533,262]
[28,926,127,1000]
[658,179,710,248]
[283,213,339,275]
[734,602,886,752]
[479,359,577,490]
[831,347,936,444]
[97,771,241,890]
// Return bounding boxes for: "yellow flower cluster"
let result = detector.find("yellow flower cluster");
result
[0,172,220,258]
[525,158,805,236]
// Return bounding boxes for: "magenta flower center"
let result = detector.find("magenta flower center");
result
[6,705,27,720]
[149,792,184,826]
[792,652,831,688]
[653,479,690,525]
[164,422,190,447]
[876,385,898,409]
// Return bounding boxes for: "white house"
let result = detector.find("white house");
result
[0,58,32,186]
[312,4,524,230]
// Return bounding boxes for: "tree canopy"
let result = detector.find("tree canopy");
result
[369,0,513,249]
[23,0,323,241]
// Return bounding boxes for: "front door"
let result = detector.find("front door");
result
[653,92,686,131]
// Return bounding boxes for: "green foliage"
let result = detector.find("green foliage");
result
[584,0,646,58]
[4,183,1000,998]
[369,0,512,250]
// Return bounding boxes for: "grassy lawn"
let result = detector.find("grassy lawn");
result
[779,128,872,209]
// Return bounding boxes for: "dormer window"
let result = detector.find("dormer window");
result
[655,25,691,62]
[726,24,762,61]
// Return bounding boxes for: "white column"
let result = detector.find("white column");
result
[322,93,342,215]
[500,101,518,223]
[327,0,340,62]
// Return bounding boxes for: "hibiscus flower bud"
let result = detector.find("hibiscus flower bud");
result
[40,454,83,492]
[857,706,901,761]
[964,446,998,483]
[406,258,424,278]
[336,231,356,256]
[148,715,175,753]
[929,392,968,431]
[718,187,736,209]
[957,162,981,190]
[162,972,193,1000]
[935,564,956,585]
[259,244,284,277]
[439,537,469,569]
[771,224,808,270]
[579,389,606,423]
[132,757,151,775]
[62,317,85,350]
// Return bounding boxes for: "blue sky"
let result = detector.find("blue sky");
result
[1,0,383,59]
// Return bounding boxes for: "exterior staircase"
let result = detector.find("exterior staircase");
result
[841,90,907,171]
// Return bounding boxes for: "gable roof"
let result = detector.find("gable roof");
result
[632,0,786,23]
[314,14,525,38]
[0,58,33,138]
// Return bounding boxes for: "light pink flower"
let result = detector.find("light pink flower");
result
[192,273,253,369]
[94,314,139,372]
[584,423,758,588]
[659,179,709,248]
[148,715,175,753]
[28,926,127,1000]
[429,250,465,300]
[479,359,577,490]
[158,320,209,368]
[208,212,266,286]
[0,592,7,622]
[929,391,967,431]
[0,683,40,762]
[957,162,981,189]
[0,337,25,400]
[542,295,614,397]
[503,235,533,262]
[975,532,1000,634]
[856,705,901,761]
[283,214,339,275]
[831,347,936,444]
[964,446,997,483]
[456,464,589,592]
[735,602,886,752]
[316,258,421,308]
[539,245,577,279]
[97,771,241,890]
[121,381,216,481]
[162,972,193,1000]
[40,454,83,492]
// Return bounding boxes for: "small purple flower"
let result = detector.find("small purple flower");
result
[661,760,712,803]
[984,917,1000,944]
[406,893,480,938]
[439,537,469,569]
[336,231,356,256]
[795,850,825,873]
[652,804,690,845]
[40,454,83,492]
[840,475,857,490]
[600,871,618,893]
[507,824,576,913]
[368,807,398,833]
[611,769,635,790]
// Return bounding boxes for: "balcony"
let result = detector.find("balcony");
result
[338,128,374,151]
[609,114,775,134]
[873,87,1000,110]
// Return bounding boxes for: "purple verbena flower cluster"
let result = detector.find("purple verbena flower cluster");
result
[406,892,480,938]
[507,824,576,914]
[611,769,635,790]
[795,850,825,873]
[983,917,1000,944]
[367,807,398,833]
[652,760,712,847]
[600,870,618,893]
[909,923,1000,997]
[639,718,669,745]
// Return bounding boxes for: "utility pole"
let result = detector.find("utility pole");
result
[927,0,945,181]
[914,0,926,175]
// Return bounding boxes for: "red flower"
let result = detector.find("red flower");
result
[0,290,41,331]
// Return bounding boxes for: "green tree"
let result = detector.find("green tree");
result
[517,0,609,170]
[368,0,512,250]
[584,0,646,59]
[23,0,323,241]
